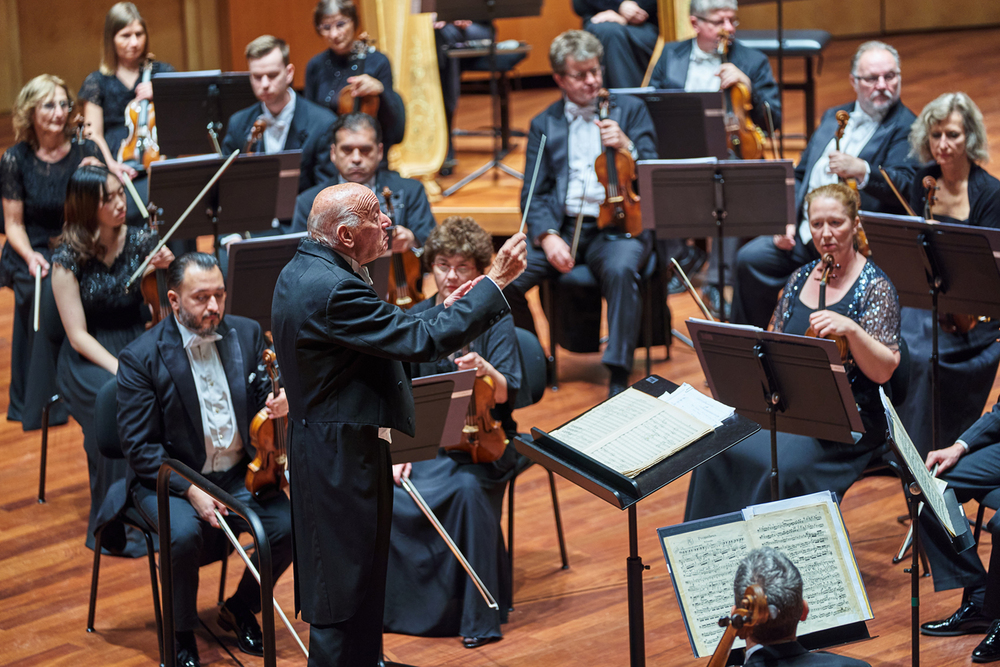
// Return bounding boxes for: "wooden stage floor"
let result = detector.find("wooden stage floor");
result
[4,27,1000,667]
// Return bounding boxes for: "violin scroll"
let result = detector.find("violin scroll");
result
[244,119,267,153]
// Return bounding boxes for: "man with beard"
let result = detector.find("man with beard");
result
[114,252,293,667]
[731,41,919,328]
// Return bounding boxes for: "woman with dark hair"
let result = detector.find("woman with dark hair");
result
[304,0,406,151]
[895,92,1000,457]
[383,216,521,649]
[0,74,103,426]
[51,165,172,553]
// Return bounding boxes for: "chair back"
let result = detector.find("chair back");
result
[515,327,546,408]
[95,377,124,460]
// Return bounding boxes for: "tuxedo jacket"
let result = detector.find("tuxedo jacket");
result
[221,97,337,194]
[290,169,436,246]
[271,238,510,625]
[520,93,657,245]
[745,641,871,666]
[648,38,782,130]
[794,101,918,220]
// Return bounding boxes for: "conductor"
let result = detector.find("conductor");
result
[270,182,527,666]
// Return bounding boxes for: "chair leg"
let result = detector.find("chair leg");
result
[547,470,569,570]
[975,503,987,545]
[143,530,164,667]
[507,476,516,612]
[38,394,59,503]
[540,280,558,390]
[87,524,105,632]
[218,553,228,605]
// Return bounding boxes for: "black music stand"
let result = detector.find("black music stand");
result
[861,212,1000,453]
[426,0,544,196]
[152,71,256,156]
[516,374,760,667]
[686,320,864,501]
[880,387,975,667]
[637,159,794,320]
[610,89,728,159]
[381,368,477,667]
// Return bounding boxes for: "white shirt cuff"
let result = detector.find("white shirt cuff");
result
[857,161,871,190]
[957,439,970,453]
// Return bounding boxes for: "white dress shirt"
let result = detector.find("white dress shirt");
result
[261,89,297,154]
[176,319,245,474]
[685,41,723,93]
[564,99,606,218]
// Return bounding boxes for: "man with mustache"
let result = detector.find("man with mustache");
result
[731,41,919,328]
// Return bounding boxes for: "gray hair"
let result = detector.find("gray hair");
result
[690,0,738,15]
[909,92,989,164]
[549,30,603,74]
[733,547,804,644]
[307,186,362,248]
[850,41,900,77]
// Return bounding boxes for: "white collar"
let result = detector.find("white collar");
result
[691,41,721,63]
[175,316,224,349]
[261,89,296,126]
[333,248,373,285]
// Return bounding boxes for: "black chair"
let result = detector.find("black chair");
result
[507,327,569,607]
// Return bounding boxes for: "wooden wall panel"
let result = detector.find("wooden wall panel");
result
[738,0,881,37]
[493,2,584,78]
[884,0,1000,33]
[0,0,22,112]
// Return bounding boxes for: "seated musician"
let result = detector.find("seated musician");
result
[114,252,292,667]
[573,0,657,89]
[732,547,871,666]
[732,41,919,329]
[292,112,435,254]
[647,0,781,316]
[384,216,522,649]
[686,183,900,521]
[918,400,1000,663]
[221,35,336,197]
[894,92,1000,457]
[503,29,657,398]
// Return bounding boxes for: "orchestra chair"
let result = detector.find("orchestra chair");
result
[506,327,570,608]
[38,393,62,503]
[539,250,671,389]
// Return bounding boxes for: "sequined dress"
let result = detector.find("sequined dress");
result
[685,259,901,521]
[52,225,155,554]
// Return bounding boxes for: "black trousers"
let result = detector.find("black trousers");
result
[584,20,658,89]
[731,233,818,327]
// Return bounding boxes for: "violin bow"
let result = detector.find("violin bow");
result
[33,269,41,333]
[878,166,918,217]
[120,172,149,219]
[570,168,592,261]
[518,134,547,235]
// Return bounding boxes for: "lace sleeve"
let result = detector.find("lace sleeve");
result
[857,270,901,351]
[51,244,78,277]
[0,147,25,202]
[78,72,103,106]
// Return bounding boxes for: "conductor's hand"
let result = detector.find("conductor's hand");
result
[392,462,412,486]
[443,275,485,308]
[773,223,797,251]
[185,485,228,528]
[926,443,964,475]
[487,231,528,289]
[541,233,574,274]
[265,388,288,419]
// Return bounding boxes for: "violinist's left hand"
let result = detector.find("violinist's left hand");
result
[346,74,384,98]
[391,226,415,252]
[265,388,288,419]
[718,63,751,92]
[827,151,868,182]
[596,119,629,151]
[808,309,857,340]
[455,351,494,377]
[135,81,154,102]
[148,246,174,270]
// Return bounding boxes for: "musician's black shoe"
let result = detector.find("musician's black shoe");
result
[920,600,992,636]
[608,366,630,398]
[973,620,1000,662]
[218,598,264,656]
[176,631,201,667]
[463,636,500,649]
[702,284,731,321]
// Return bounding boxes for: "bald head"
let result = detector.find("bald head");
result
[308,182,388,263]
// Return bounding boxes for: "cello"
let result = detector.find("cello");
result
[118,57,162,171]
[717,30,766,160]
[383,187,424,309]
[594,89,643,237]
[246,346,289,497]
[338,33,381,117]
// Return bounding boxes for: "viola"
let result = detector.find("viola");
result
[118,57,162,171]
[246,347,289,497]
[717,30,765,160]
[706,584,769,667]
[445,347,508,464]
[338,33,381,118]
[139,202,171,326]
[923,175,938,221]
[804,253,850,363]
[383,187,424,309]
[594,89,642,237]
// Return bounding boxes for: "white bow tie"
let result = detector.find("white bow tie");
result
[566,103,597,122]
[185,332,223,349]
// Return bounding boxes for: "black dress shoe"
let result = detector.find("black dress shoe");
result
[701,284,730,321]
[176,631,201,667]
[463,636,500,649]
[218,599,264,656]
[920,600,993,636]
[608,366,630,398]
[973,620,1000,662]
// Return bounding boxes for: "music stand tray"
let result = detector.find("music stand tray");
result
[152,70,256,156]
[610,88,728,160]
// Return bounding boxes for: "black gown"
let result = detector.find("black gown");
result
[0,138,101,427]
[686,259,901,521]
[895,163,1000,457]
[383,298,522,640]
[52,225,156,555]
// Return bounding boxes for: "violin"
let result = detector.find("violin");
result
[923,175,938,221]
[706,584,769,667]
[246,346,289,497]
[445,346,508,464]
[338,33,380,118]
[139,202,171,326]
[243,118,267,153]
[833,112,875,258]
[718,30,766,160]
[118,57,162,171]
[594,89,643,237]
[804,253,850,362]
[383,187,424,309]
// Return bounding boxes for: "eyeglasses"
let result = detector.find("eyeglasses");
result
[318,19,352,33]
[694,15,739,28]
[431,260,477,279]
[39,100,72,112]
[561,67,601,82]
[853,71,899,85]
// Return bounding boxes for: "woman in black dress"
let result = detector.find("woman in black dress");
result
[305,0,406,151]
[51,165,172,553]
[686,183,901,520]
[896,92,1000,457]
[384,216,521,649]
[1,74,103,427]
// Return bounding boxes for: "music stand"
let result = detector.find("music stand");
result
[152,70,255,156]
[225,233,305,332]
[426,0,544,197]
[686,320,864,501]
[517,375,760,667]
[637,159,794,320]
[610,89,728,159]
[861,212,1000,453]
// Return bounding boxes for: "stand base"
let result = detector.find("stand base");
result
[380,659,416,667]
[443,156,523,197]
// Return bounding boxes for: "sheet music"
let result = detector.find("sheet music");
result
[661,383,735,427]
[549,388,713,477]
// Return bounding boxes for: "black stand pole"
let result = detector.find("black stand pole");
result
[712,169,728,322]
[775,0,785,159]
[626,504,648,667]
[206,185,222,264]
[904,482,922,667]
[917,231,943,452]
[753,342,786,501]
